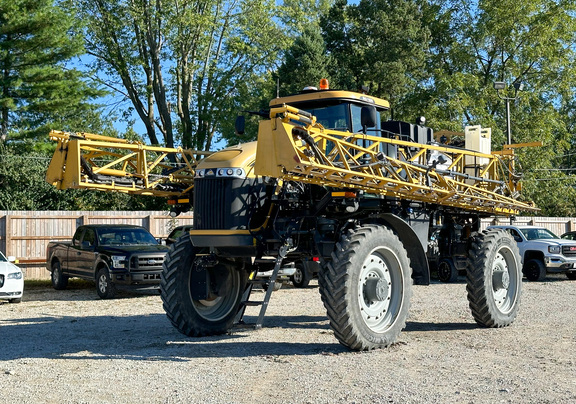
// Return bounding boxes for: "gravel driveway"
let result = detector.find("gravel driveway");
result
[1,275,576,403]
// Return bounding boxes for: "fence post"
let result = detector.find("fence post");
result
[145,215,151,232]
[5,214,11,257]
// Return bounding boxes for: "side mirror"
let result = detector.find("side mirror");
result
[361,106,377,131]
[235,115,245,136]
[81,241,92,248]
[514,236,522,243]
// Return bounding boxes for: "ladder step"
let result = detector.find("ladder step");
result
[242,301,262,306]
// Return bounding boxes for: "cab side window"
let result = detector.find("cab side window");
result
[72,228,84,247]
[509,229,522,242]
[82,228,96,248]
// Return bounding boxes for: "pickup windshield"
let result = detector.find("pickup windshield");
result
[520,228,559,241]
[97,228,158,245]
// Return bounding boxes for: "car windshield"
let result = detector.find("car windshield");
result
[98,228,158,245]
[520,228,559,241]
[0,251,7,262]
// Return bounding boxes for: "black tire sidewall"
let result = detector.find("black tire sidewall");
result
[161,235,247,336]
[438,258,458,283]
[467,229,522,327]
[51,261,68,290]
[96,267,116,299]
[320,225,412,350]
[291,262,311,288]
[523,259,546,281]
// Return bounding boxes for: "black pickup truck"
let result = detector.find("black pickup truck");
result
[46,224,169,298]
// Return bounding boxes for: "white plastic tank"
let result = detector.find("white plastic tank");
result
[464,125,491,180]
[465,125,491,162]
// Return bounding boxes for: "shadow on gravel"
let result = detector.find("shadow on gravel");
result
[0,312,342,362]
[405,320,478,332]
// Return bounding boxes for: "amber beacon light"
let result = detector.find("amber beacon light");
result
[319,78,329,90]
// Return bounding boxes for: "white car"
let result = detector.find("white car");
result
[0,251,23,303]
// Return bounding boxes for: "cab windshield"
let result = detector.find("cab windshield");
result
[302,103,380,133]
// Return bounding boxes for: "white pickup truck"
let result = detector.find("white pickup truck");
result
[487,225,576,281]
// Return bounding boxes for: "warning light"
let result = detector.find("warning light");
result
[319,78,329,90]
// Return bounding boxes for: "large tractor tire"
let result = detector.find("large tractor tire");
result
[161,235,247,336]
[318,224,412,350]
[466,228,522,327]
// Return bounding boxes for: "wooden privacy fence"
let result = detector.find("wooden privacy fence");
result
[2,211,576,280]
[0,210,193,280]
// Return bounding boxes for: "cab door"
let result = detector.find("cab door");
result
[76,227,97,277]
[69,227,97,277]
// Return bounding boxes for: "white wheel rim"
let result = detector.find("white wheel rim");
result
[491,247,519,313]
[99,275,108,293]
[358,247,404,333]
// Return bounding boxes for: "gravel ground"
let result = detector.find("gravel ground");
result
[1,275,576,404]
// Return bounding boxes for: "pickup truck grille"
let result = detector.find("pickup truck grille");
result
[562,245,576,257]
[130,255,166,272]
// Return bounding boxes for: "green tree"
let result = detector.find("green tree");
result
[321,0,429,107]
[72,0,320,151]
[277,25,331,96]
[0,0,103,144]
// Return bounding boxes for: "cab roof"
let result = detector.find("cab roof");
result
[269,89,390,111]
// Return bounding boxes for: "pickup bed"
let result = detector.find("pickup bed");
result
[46,224,169,298]
[487,225,576,281]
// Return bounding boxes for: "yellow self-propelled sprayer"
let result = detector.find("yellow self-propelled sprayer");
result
[46,80,539,350]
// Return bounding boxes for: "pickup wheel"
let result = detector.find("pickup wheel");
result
[51,261,69,290]
[437,258,458,283]
[466,229,522,327]
[290,261,311,288]
[161,235,248,336]
[523,259,546,281]
[318,224,412,350]
[96,267,117,299]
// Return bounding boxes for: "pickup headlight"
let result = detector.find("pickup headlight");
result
[7,272,22,280]
[548,246,561,254]
[111,255,127,269]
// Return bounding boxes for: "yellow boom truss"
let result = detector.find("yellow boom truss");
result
[46,130,211,197]
[254,105,538,216]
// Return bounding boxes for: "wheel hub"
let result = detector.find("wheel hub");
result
[492,270,510,291]
[364,277,390,302]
